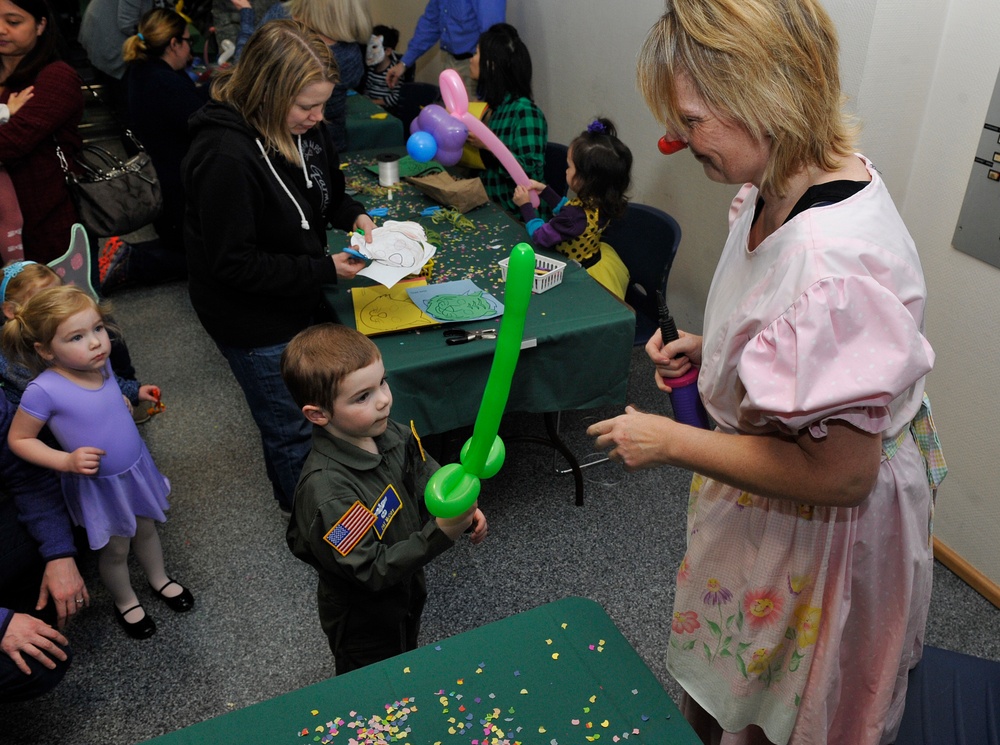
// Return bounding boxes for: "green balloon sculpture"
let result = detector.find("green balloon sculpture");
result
[424,242,536,518]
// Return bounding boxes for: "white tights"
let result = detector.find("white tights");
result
[98,517,175,619]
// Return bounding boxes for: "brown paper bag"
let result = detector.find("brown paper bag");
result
[405,172,489,213]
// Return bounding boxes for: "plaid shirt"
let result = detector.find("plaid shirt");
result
[481,95,547,216]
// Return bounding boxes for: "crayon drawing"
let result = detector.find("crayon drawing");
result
[351,280,438,336]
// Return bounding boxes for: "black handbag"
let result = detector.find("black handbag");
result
[55,129,162,237]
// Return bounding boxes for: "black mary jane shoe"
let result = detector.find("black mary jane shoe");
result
[149,579,195,612]
[115,603,157,640]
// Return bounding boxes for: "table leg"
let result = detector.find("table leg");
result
[504,412,584,506]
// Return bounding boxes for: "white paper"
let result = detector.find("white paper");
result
[350,220,436,288]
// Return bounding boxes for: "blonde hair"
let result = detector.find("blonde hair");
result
[122,8,187,63]
[288,0,372,44]
[636,0,857,197]
[281,323,380,414]
[1,286,116,376]
[1,262,59,317]
[211,20,338,165]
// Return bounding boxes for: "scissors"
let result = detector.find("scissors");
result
[444,328,498,345]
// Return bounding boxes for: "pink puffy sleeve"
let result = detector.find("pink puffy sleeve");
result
[736,276,934,437]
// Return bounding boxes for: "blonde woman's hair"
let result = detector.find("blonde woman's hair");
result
[637,0,857,197]
[1,286,116,376]
[288,0,372,44]
[211,20,338,165]
[122,8,187,63]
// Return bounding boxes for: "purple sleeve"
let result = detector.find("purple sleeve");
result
[0,393,76,561]
[518,186,563,223]
[0,608,11,640]
[528,202,588,249]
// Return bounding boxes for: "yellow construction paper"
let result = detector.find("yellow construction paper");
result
[351,279,437,336]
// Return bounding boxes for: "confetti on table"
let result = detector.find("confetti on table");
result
[519,689,528,695]
[590,695,597,703]
[403,667,411,673]
[552,653,559,660]
[601,720,610,728]
[641,714,650,721]
[562,623,568,629]
[311,710,319,716]
[546,639,553,645]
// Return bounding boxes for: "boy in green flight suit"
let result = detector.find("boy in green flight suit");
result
[282,323,487,674]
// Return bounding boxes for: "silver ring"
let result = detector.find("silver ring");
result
[75,598,84,604]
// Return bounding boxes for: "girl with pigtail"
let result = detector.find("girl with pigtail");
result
[513,117,633,299]
[2,285,192,640]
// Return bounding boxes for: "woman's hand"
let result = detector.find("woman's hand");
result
[1,613,69,676]
[646,328,703,392]
[587,405,676,471]
[353,214,376,241]
[37,557,88,629]
[466,130,485,150]
[7,86,34,117]
[332,252,364,278]
[65,447,105,476]
[229,0,251,9]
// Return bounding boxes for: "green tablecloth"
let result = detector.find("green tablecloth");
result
[142,597,700,745]
[344,94,405,152]
[325,151,634,436]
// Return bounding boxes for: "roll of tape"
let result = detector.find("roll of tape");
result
[377,153,400,186]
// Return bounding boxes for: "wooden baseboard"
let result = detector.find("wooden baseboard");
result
[934,537,1000,609]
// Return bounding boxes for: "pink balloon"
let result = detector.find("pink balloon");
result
[439,68,469,116]
[438,69,540,208]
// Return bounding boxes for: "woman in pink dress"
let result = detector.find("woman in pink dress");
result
[589,1,946,744]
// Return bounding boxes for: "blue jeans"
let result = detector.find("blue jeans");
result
[216,341,312,511]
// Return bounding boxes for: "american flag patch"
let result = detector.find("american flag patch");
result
[323,501,376,556]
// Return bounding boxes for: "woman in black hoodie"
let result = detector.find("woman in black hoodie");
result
[182,20,374,514]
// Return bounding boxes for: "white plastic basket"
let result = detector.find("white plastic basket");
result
[498,254,566,294]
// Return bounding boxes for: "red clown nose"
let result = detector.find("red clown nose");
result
[658,137,688,155]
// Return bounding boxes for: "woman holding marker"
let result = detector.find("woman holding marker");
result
[182,20,374,513]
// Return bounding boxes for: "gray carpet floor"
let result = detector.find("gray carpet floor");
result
[1,280,998,744]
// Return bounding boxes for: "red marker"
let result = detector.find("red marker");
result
[658,136,688,155]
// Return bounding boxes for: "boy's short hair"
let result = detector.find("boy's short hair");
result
[281,323,381,414]
[372,24,399,50]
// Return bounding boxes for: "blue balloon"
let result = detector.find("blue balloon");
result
[407,131,438,162]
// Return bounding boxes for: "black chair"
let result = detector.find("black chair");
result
[603,202,682,345]
[544,142,569,196]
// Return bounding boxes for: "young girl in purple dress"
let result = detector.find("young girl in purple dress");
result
[2,285,193,640]
[513,117,633,299]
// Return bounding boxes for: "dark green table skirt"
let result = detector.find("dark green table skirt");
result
[142,597,701,744]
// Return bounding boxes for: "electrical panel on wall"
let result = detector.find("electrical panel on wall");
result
[953,69,1000,269]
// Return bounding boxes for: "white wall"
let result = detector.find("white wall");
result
[370,0,1000,588]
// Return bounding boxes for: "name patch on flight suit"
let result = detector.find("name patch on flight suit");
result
[372,485,403,539]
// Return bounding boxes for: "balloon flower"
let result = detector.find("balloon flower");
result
[408,104,467,165]
[407,69,540,208]
[424,242,536,518]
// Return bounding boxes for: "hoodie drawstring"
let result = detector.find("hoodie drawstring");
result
[298,136,313,189]
[255,137,310,230]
